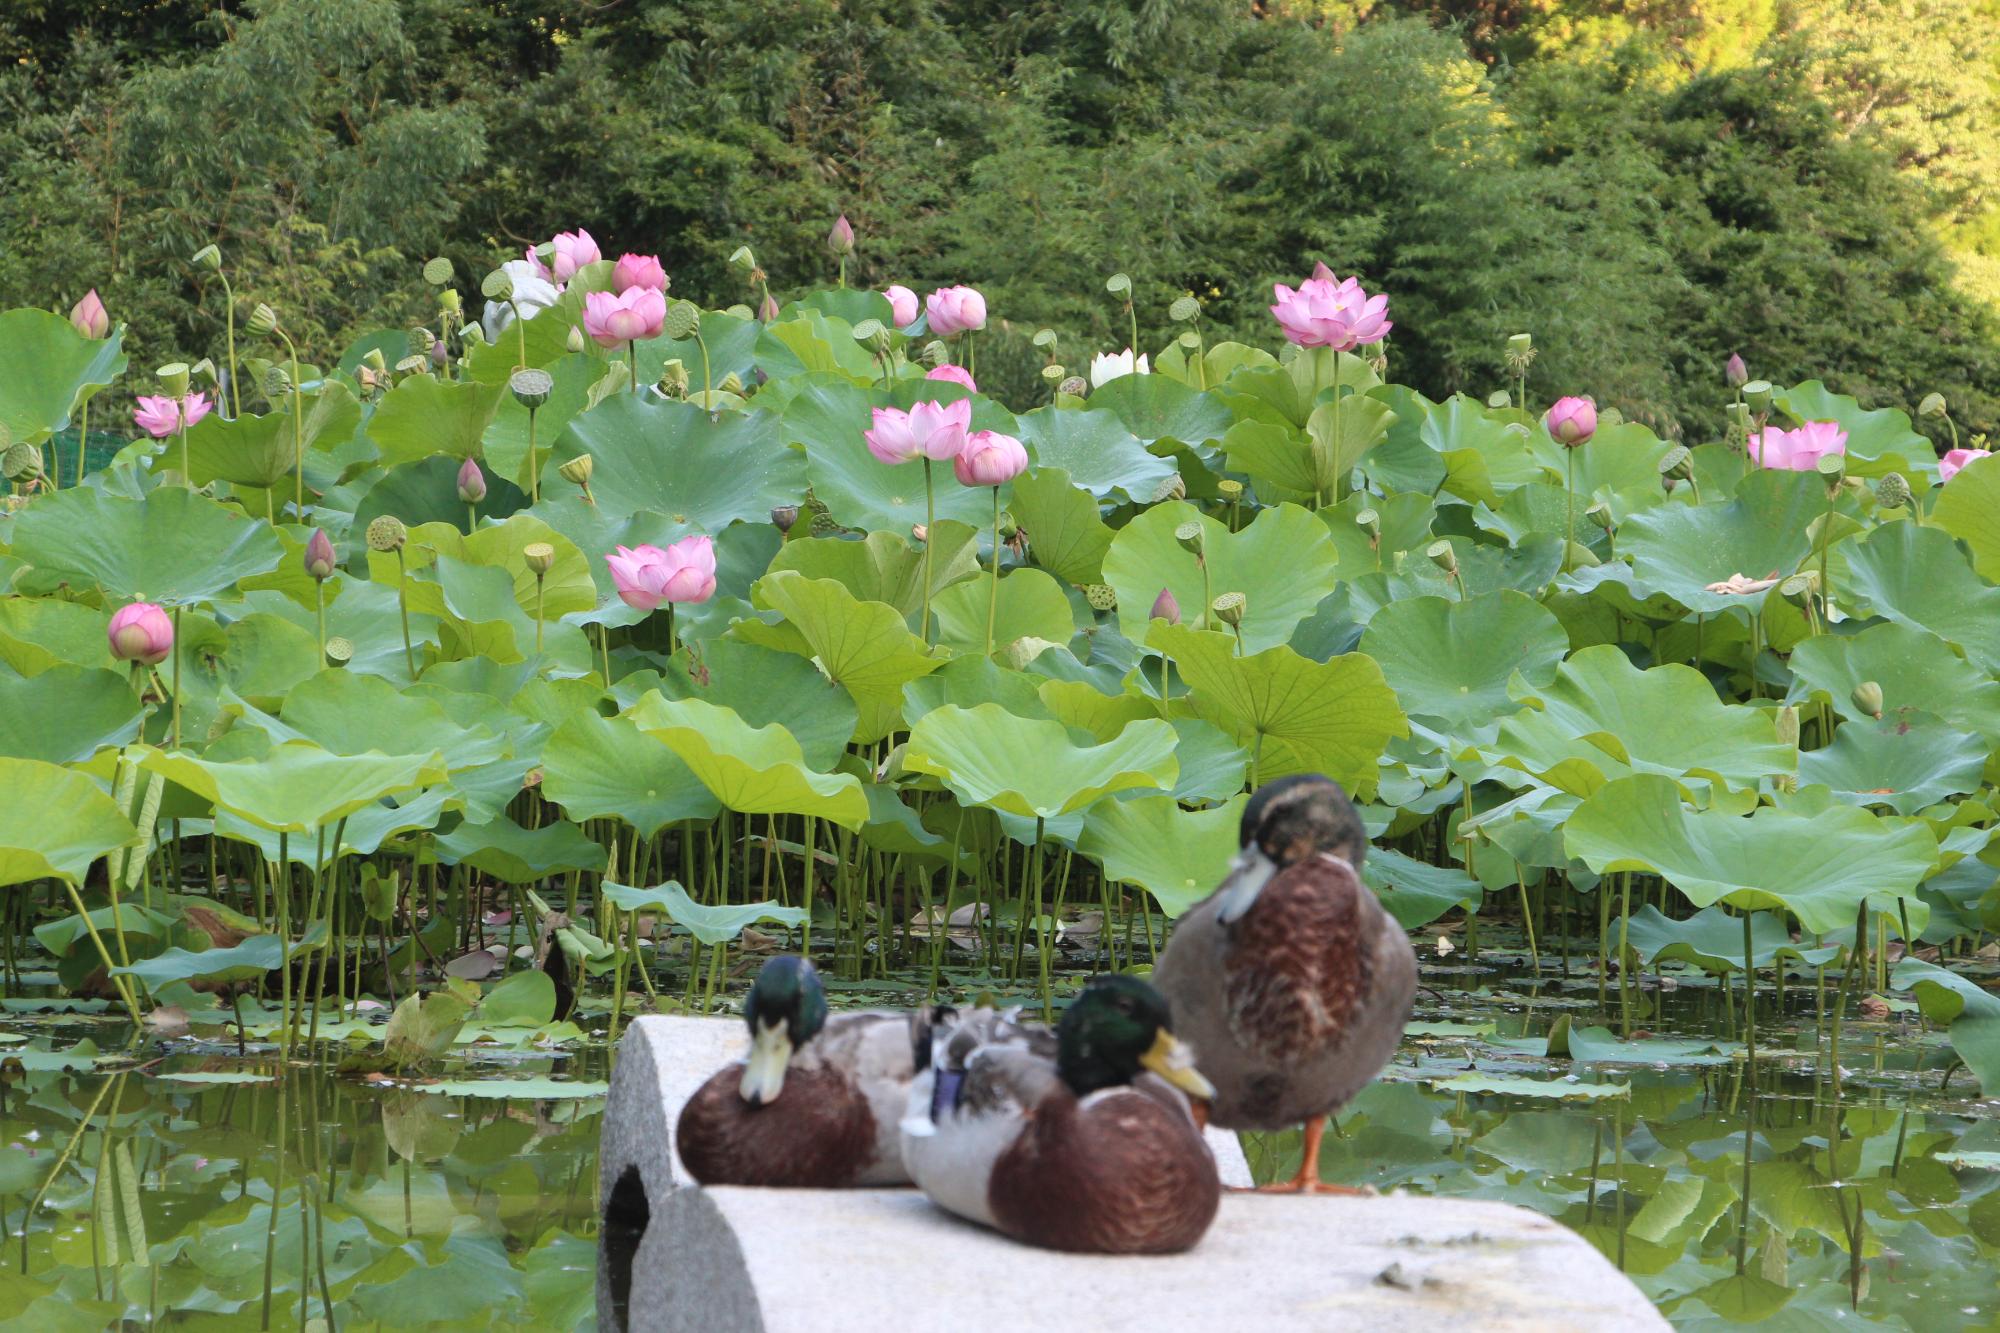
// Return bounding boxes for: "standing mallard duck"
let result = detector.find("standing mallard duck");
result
[901,974,1222,1254]
[677,956,937,1187]
[1153,774,1417,1193]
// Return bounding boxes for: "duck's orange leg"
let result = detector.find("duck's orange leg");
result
[1253,1118,1375,1196]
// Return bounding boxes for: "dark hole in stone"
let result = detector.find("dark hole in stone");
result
[603,1164,650,1331]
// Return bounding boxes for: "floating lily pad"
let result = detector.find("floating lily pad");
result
[1429,1073,1629,1100]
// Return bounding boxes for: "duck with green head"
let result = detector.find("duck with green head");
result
[901,974,1222,1254]
[677,955,939,1188]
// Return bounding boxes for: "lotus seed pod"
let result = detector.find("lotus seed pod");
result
[718,371,745,395]
[156,362,191,398]
[324,635,354,666]
[1587,501,1613,531]
[1178,330,1202,350]
[1106,272,1132,297]
[1486,390,1512,409]
[1211,591,1246,627]
[190,357,218,388]
[2,442,42,481]
[558,454,594,487]
[1742,380,1772,415]
[1169,295,1200,323]
[921,341,950,370]
[366,515,407,552]
[362,348,388,375]
[996,510,1018,540]
[1919,392,1947,419]
[659,360,690,396]
[1508,332,1532,354]
[439,289,463,320]
[728,246,757,272]
[770,505,800,534]
[246,303,279,336]
[1217,479,1244,501]
[394,355,430,376]
[1775,704,1800,748]
[261,364,291,400]
[1151,473,1186,503]
[510,368,553,409]
[481,268,514,301]
[423,257,453,286]
[303,529,337,582]
[1778,572,1816,600]
[809,510,844,537]
[1040,364,1066,382]
[1174,520,1205,557]
[1058,375,1088,398]
[192,243,222,272]
[1658,444,1693,479]
[1426,539,1458,575]
[1355,508,1380,536]
[1851,681,1884,719]
[1084,583,1117,612]
[522,543,555,576]
[663,300,700,341]
[1150,587,1181,624]
[1033,329,1059,350]
[1874,472,1911,509]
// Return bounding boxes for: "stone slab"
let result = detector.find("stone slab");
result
[597,1014,1668,1333]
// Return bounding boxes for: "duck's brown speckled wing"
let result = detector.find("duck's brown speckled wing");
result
[1222,854,1378,1064]
[675,1063,877,1188]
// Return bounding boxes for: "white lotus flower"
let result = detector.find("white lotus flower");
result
[480,259,562,342]
[1089,348,1149,388]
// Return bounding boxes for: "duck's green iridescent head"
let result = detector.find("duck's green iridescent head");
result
[738,956,827,1106]
[1056,974,1214,1101]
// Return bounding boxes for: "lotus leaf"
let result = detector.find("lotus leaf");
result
[603,879,806,946]
[539,711,719,836]
[9,486,285,603]
[1786,621,2000,742]
[1891,958,2000,1095]
[1360,591,1567,737]
[932,566,1076,658]
[627,693,868,828]
[437,814,608,882]
[1797,716,1986,815]
[1011,407,1178,503]
[999,467,1113,585]
[1077,793,1245,916]
[1611,468,1824,619]
[367,375,505,466]
[0,759,135,885]
[736,570,941,743]
[0,308,127,445]
[904,704,1178,819]
[1103,500,1338,653]
[0,665,142,763]
[1612,904,1841,974]
[135,743,447,833]
[1839,521,2000,673]
[784,378,996,530]
[765,523,980,622]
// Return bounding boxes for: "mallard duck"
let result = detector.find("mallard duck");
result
[1153,774,1417,1193]
[677,955,937,1187]
[901,974,1222,1254]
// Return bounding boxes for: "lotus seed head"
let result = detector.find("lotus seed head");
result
[1211,591,1246,627]
[1851,681,1884,719]
[1084,584,1117,612]
[523,543,556,576]
[366,515,407,552]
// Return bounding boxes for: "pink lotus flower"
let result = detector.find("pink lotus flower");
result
[70,290,108,340]
[927,364,977,393]
[1751,421,1848,472]
[953,430,1028,487]
[583,288,667,348]
[108,602,173,666]
[457,457,487,504]
[612,253,668,293]
[925,286,987,337]
[607,536,717,610]
[529,229,601,285]
[1940,448,1992,483]
[885,286,919,327]
[1270,263,1391,350]
[1545,396,1597,448]
[864,399,971,465]
[133,393,211,439]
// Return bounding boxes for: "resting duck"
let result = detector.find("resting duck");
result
[901,974,1222,1254]
[1153,774,1417,1193]
[677,955,939,1187]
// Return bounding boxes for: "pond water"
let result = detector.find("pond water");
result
[4,935,1995,1330]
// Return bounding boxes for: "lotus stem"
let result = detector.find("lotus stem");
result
[1517,878,1539,977]
[526,406,540,505]
[985,487,1001,656]
[69,398,88,490]
[533,576,545,656]
[170,605,183,751]
[176,402,190,489]
[275,831,293,1056]
[1157,652,1171,719]
[628,340,638,396]
[60,881,143,1029]
[965,330,976,382]
[920,460,936,645]
[467,501,478,535]
[1816,484,1837,626]
[695,328,712,408]
[394,547,417,680]
[219,271,241,418]
[1127,301,1139,365]
[276,328,304,516]
[1737,906,1756,1275]
[314,580,325,663]
[1618,871,1632,1038]
[1563,448,1575,574]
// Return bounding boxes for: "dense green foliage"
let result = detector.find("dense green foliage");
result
[3,0,1996,438]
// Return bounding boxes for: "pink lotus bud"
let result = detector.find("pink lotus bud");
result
[69,289,109,340]
[1725,353,1748,389]
[926,364,977,393]
[108,602,173,666]
[1544,396,1597,448]
[759,293,781,322]
[1939,447,1992,484]
[925,285,987,337]
[864,399,971,465]
[457,457,488,504]
[1269,266,1391,350]
[952,430,1028,487]
[304,529,336,582]
[132,392,211,439]
[606,536,717,610]
[543,229,601,285]
[1150,588,1181,624]
[611,253,668,293]
[1751,421,1848,472]
[827,215,855,256]
[885,285,919,327]
[583,287,667,348]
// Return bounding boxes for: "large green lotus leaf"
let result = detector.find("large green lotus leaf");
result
[0,665,141,764]
[1012,408,1178,504]
[1776,380,1929,475]
[1523,420,1674,499]
[758,308,883,381]
[0,597,115,675]
[857,783,981,871]
[211,787,452,865]
[627,693,868,828]
[1084,374,1232,450]
[1358,591,1567,737]
[901,655,1053,729]
[783,378,997,532]
[136,743,446,832]
[1614,904,1839,975]
[1303,392,1397,496]
[479,351,606,489]
[1928,453,2000,583]
[559,395,805,528]
[1564,774,1935,933]
[603,880,806,947]
[1839,521,2000,673]
[1217,346,1372,430]
[367,375,505,466]
[1495,645,1791,795]
[1102,501,1336,654]
[184,385,362,491]
[436,814,607,883]
[1363,848,1481,930]
[905,704,1178,819]
[1219,419,1315,503]
[393,513,597,620]
[524,496,764,624]
[1890,958,2000,1096]
[112,933,308,989]
[1611,468,1823,618]
[1318,491,1436,575]
[1420,396,1540,506]
[1148,623,1405,791]
[735,571,942,743]
[0,759,135,885]
[765,523,980,623]
[1038,680,1157,744]
[0,309,127,445]
[932,566,1075,659]
[1787,622,2000,742]
[540,711,721,837]
[9,486,285,602]
[636,310,764,388]
[273,671,508,773]
[1796,716,1986,816]
[638,638,857,771]
[352,453,529,541]
[1164,718,1251,803]
[997,467,1112,586]
[1078,793,1245,917]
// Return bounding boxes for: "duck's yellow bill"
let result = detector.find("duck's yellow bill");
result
[739,1022,793,1106]
[1141,1029,1216,1100]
